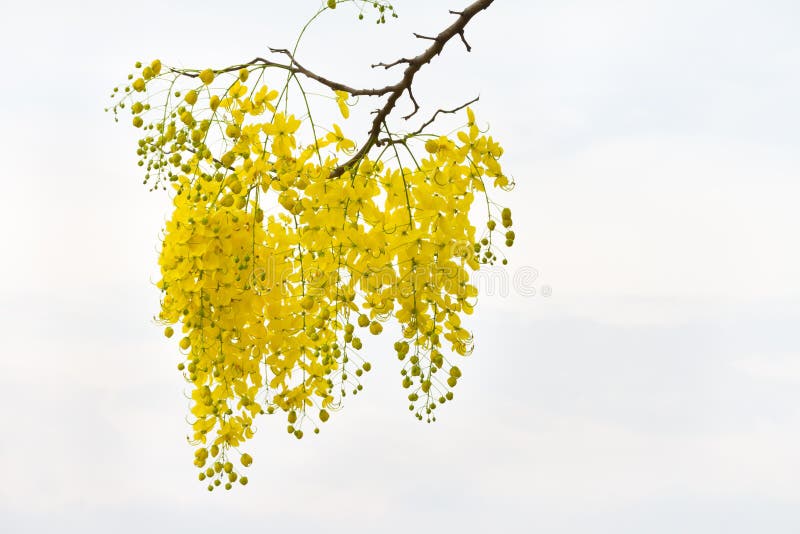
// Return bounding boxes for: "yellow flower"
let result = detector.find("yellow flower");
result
[117,68,513,487]
[334,90,349,119]
[327,123,355,152]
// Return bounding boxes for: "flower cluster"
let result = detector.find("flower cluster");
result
[109,58,514,490]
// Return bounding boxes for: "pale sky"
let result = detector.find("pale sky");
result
[1,1,799,532]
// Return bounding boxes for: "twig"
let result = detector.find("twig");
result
[330,0,494,177]
[457,30,472,52]
[376,95,480,147]
[165,0,496,179]
[268,48,393,96]
[413,33,438,41]
[371,58,410,70]
[169,55,391,97]
[402,88,420,120]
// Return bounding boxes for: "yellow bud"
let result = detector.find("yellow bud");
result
[210,95,220,111]
[132,78,145,92]
[357,314,369,328]
[220,194,234,207]
[220,152,235,168]
[132,116,143,128]
[319,409,329,422]
[184,90,198,105]
[164,326,174,338]
[300,295,314,310]
[239,68,249,82]
[199,69,215,85]
[369,321,383,335]
[240,453,253,467]
[150,59,162,75]
[225,124,240,138]
[179,337,191,350]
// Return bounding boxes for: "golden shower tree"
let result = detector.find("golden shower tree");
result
[108,0,514,491]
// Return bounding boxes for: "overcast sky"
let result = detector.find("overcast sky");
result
[1,1,799,532]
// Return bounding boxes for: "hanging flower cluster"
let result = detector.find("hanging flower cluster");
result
[108,47,513,491]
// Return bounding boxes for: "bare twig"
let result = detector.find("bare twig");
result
[412,33,438,42]
[166,0,496,179]
[376,95,480,147]
[458,30,472,52]
[268,48,394,96]
[415,95,480,135]
[169,54,391,97]
[330,0,494,177]
[371,58,410,70]
[402,88,420,120]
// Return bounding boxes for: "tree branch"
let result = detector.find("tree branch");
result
[402,87,420,120]
[376,95,480,147]
[457,30,472,52]
[412,33,438,42]
[166,0,495,179]
[268,48,394,96]
[330,0,494,177]
[371,58,410,70]
[169,55,392,97]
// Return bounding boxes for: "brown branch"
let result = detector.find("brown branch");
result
[376,95,480,147]
[169,55,392,97]
[268,48,394,96]
[457,30,472,52]
[412,33,438,41]
[166,0,495,179]
[414,95,480,136]
[402,88,420,120]
[371,58,410,70]
[330,0,494,177]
